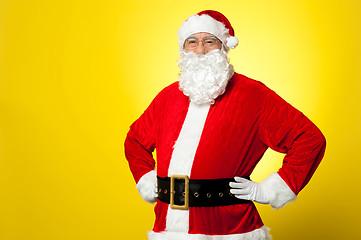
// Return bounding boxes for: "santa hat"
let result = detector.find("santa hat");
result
[177,10,239,52]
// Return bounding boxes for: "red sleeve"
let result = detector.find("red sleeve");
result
[124,97,157,183]
[258,88,326,195]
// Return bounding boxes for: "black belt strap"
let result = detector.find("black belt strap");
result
[157,176,251,208]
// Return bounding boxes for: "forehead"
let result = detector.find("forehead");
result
[188,32,217,39]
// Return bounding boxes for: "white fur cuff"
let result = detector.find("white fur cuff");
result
[136,170,158,204]
[261,173,297,209]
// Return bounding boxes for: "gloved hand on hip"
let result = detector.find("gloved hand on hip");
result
[229,177,271,204]
[136,170,158,204]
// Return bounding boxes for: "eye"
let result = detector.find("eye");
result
[188,40,197,44]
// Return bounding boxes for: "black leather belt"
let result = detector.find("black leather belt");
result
[157,175,251,210]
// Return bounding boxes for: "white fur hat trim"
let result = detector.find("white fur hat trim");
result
[177,14,238,51]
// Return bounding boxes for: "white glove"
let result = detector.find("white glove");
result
[136,170,158,204]
[229,177,270,204]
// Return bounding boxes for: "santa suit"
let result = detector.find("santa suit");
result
[124,72,326,240]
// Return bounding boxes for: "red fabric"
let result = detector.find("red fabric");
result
[197,10,235,37]
[124,72,326,235]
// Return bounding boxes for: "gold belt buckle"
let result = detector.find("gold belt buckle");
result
[170,175,189,210]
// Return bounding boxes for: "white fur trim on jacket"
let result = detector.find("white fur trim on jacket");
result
[261,173,297,209]
[148,226,271,240]
[136,170,158,204]
[166,102,211,232]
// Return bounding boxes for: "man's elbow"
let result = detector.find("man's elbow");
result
[313,127,326,152]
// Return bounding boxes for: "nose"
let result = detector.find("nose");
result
[194,42,207,54]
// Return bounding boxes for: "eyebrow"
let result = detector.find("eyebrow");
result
[203,36,218,40]
[185,35,218,41]
[185,36,197,40]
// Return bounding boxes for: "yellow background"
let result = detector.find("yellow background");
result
[0,0,360,239]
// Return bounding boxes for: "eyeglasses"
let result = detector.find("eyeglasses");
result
[184,36,221,50]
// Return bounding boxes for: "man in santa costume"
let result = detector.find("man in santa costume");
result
[124,10,326,240]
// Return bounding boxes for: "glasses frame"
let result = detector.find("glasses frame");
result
[183,35,221,51]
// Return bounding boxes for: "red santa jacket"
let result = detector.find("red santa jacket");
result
[124,72,326,239]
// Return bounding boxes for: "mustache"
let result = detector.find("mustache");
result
[177,49,228,66]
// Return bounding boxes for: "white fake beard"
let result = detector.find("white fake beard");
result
[177,49,234,105]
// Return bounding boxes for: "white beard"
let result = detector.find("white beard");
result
[177,49,234,105]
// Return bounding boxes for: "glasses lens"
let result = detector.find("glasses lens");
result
[204,39,216,48]
[185,39,198,49]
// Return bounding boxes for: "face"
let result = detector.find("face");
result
[183,32,222,54]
